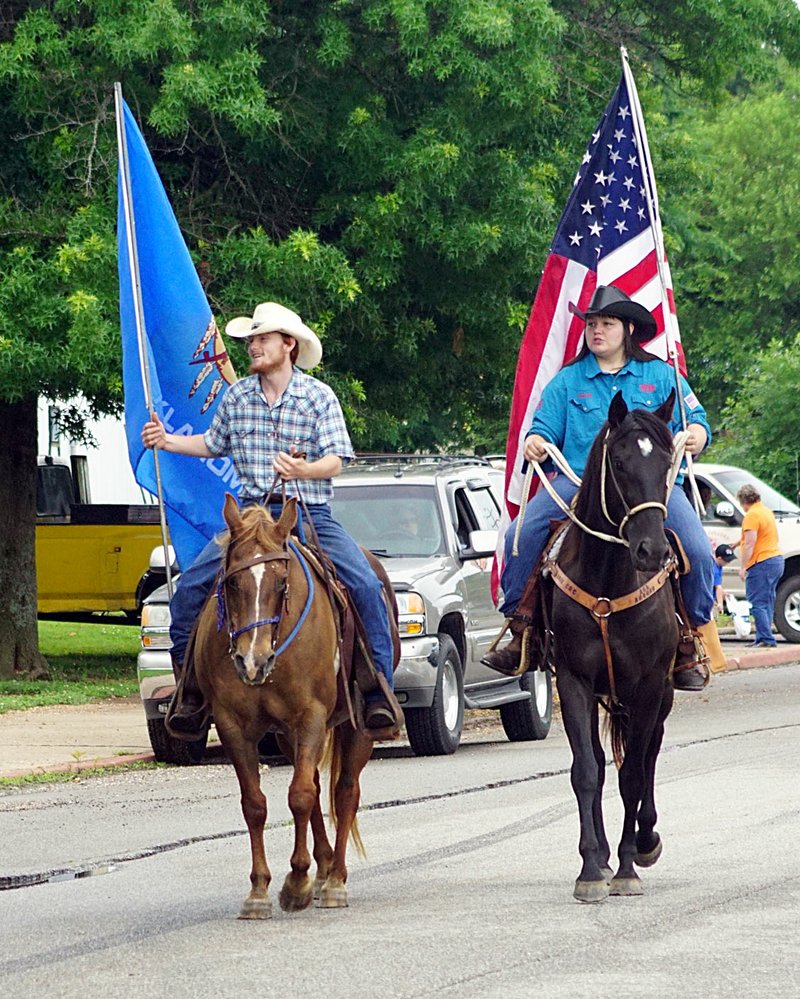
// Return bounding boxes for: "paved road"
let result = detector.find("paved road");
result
[1,632,793,777]
[2,664,799,998]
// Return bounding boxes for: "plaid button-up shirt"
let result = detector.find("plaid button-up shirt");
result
[204,370,355,504]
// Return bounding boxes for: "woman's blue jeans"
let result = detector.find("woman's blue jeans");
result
[745,556,784,645]
[499,475,715,627]
[169,502,394,688]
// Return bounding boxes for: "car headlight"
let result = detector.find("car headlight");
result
[141,602,172,649]
[396,591,425,636]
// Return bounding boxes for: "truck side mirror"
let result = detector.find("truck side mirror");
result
[714,501,736,521]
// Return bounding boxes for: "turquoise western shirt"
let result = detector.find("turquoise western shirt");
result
[529,353,711,478]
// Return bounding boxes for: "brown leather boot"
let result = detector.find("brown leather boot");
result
[165,654,210,741]
[672,630,710,691]
[481,616,530,676]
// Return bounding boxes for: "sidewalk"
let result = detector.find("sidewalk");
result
[1,641,798,780]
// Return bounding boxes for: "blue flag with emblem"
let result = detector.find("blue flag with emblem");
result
[117,96,239,571]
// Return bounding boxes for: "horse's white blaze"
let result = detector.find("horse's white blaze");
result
[243,562,268,681]
[637,436,654,457]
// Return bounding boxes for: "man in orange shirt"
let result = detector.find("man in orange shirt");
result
[733,484,784,647]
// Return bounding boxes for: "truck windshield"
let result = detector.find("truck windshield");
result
[714,470,800,516]
[331,484,446,556]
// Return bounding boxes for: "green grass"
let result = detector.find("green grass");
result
[0,620,140,714]
[0,760,162,788]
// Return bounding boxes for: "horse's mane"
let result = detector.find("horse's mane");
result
[220,505,283,554]
[574,407,673,522]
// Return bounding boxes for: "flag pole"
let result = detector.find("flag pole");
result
[620,49,703,511]
[114,82,174,599]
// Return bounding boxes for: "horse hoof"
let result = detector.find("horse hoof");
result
[279,883,313,913]
[238,897,273,920]
[573,880,610,903]
[312,876,325,901]
[635,836,663,868]
[316,884,349,909]
[609,876,643,896]
[600,866,614,884]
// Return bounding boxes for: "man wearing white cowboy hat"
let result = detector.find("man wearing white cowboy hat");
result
[142,301,398,734]
[482,284,723,687]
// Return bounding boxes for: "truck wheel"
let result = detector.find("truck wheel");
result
[147,717,207,765]
[500,669,553,741]
[404,634,464,756]
[775,574,800,643]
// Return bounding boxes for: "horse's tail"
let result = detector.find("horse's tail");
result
[601,698,628,769]
[324,727,367,859]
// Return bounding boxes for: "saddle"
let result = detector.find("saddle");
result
[508,521,694,678]
[279,539,404,738]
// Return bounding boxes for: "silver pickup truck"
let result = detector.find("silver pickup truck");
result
[137,455,552,763]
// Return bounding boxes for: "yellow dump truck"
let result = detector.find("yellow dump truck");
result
[36,456,168,618]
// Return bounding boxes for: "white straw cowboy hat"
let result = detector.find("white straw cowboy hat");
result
[225,302,323,369]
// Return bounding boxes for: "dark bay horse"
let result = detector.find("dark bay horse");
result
[545,390,679,902]
[194,494,382,919]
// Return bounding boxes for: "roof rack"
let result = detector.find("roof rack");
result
[351,453,492,468]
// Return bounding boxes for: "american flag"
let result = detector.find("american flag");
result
[491,63,683,604]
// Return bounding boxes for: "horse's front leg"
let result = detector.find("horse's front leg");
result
[318,725,373,909]
[634,682,673,868]
[310,765,335,899]
[279,712,328,913]
[557,672,610,903]
[216,718,272,920]
[610,694,662,896]
[590,706,612,882]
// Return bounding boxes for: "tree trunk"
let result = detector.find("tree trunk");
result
[0,397,49,678]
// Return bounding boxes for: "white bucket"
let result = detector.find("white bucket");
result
[726,594,752,639]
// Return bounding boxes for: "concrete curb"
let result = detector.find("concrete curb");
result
[723,645,800,672]
[0,751,155,781]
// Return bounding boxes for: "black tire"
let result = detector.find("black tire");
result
[147,716,207,765]
[500,668,553,742]
[404,634,464,756]
[775,574,800,643]
[258,732,284,760]
[135,570,166,615]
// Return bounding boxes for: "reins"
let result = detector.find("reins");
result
[515,422,687,709]
[512,431,689,555]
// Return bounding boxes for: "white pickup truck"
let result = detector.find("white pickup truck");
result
[690,463,800,642]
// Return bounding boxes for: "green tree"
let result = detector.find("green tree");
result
[705,335,800,499]
[669,67,800,421]
[2,0,800,676]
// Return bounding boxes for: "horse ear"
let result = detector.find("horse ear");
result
[608,390,628,427]
[276,497,298,541]
[654,388,676,424]
[223,492,242,532]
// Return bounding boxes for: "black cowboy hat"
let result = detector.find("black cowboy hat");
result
[568,285,657,343]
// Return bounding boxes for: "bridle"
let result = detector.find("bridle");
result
[216,540,315,655]
[599,428,668,541]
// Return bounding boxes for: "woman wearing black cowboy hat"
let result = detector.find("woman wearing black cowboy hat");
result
[483,284,721,688]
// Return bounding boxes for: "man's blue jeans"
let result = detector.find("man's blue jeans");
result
[170,502,394,688]
[745,556,784,645]
[500,475,715,627]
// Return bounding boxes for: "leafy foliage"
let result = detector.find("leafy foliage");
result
[672,68,800,424]
[705,334,800,499]
[2,0,800,674]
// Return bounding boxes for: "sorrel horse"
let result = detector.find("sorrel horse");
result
[193,494,382,919]
[544,390,679,902]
